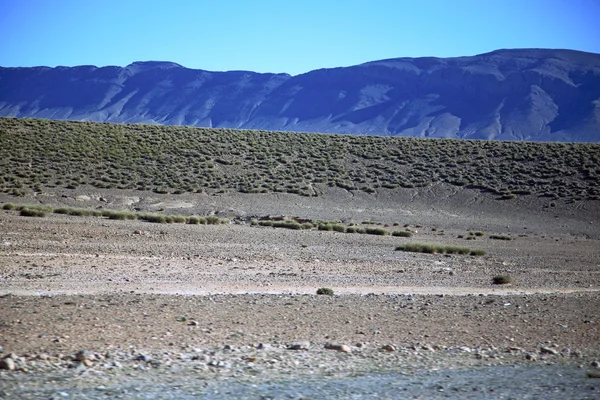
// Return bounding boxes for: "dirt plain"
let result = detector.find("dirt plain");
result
[1,184,599,399]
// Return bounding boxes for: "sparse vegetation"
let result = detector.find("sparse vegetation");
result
[2,203,229,225]
[489,234,512,241]
[395,243,485,256]
[392,230,412,238]
[492,275,513,285]
[316,287,334,296]
[0,117,598,202]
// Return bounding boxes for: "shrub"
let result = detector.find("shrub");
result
[20,208,47,217]
[187,216,201,224]
[318,224,333,231]
[492,275,513,285]
[365,227,389,236]
[474,231,484,237]
[172,215,187,223]
[392,230,412,238]
[54,207,101,217]
[206,216,226,225]
[345,226,357,233]
[331,224,345,232]
[395,243,485,256]
[2,203,16,210]
[272,220,302,230]
[489,234,512,241]
[316,287,334,296]
[140,213,167,223]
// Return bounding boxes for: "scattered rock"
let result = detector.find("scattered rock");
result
[0,358,15,370]
[75,350,96,362]
[324,343,351,353]
[381,344,396,352]
[287,341,310,350]
[539,346,558,355]
[188,320,199,326]
[526,353,537,361]
[591,361,600,368]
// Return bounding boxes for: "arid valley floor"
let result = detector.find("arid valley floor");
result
[1,185,599,399]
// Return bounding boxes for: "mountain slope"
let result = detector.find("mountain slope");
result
[1,49,599,141]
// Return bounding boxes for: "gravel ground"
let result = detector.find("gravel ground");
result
[0,187,599,398]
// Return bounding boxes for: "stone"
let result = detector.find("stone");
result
[381,344,396,352]
[324,343,351,353]
[591,360,600,368]
[526,353,537,361]
[539,346,558,355]
[287,341,310,350]
[188,320,199,326]
[75,350,95,362]
[0,358,15,370]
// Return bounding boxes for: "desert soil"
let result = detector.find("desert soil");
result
[1,185,599,399]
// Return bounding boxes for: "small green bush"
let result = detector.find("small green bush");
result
[365,227,389,236]
[20,208,47,217]
[272,220,302,230]
[492,275,513,285]
[489,234,512,241]
[331,224,345,232]
[316,287,334,296]
[395,243,485,256]
[206,216,225,225]
[2,203,16,210]
[392,231,412,238]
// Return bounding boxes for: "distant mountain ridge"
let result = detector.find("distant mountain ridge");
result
[1,48,599,142]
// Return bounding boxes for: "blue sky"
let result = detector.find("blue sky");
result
[1,0,599,75]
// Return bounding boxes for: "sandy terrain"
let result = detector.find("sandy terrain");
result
[0,185,599,398]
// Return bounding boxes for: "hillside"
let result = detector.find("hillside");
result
[1,118,598,203]
[1,49,600,142]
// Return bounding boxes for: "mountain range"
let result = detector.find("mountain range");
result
[1,48,599,142]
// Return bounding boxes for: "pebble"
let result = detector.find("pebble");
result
[591,360,599,368]
[288,341,310,350]
[525,353,537,361]
[0,358,15,370]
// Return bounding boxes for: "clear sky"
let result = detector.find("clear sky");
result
[1,0,599,75]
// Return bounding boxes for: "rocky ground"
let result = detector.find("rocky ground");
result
[0,186,599,398]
